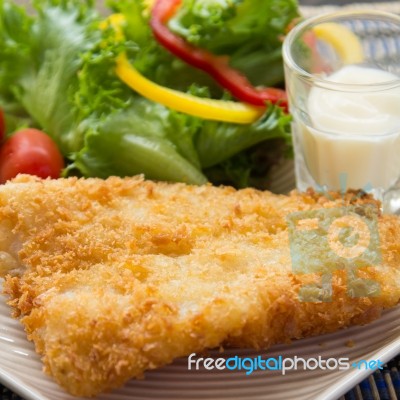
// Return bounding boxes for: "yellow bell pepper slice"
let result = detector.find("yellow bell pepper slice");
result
[103,14,265,124]
[115,53,265,124]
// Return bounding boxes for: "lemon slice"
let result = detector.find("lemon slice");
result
[313,22,364,64]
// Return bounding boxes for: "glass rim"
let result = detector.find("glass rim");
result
[282,9,400,92]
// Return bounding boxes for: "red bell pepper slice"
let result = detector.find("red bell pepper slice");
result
[150,0,288,112]
[0,109,5,143]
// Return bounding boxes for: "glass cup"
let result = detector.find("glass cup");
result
[282,11,400,213]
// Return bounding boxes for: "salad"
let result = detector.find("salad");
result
[0,0,299,188]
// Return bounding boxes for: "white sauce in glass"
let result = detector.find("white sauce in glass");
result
[301,65,400,190]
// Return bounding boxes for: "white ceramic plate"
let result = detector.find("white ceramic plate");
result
[0,282,399,400]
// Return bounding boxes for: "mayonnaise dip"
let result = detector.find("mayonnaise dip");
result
[299,65,400,191]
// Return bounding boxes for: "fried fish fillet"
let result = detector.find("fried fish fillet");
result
[0,175,399,397]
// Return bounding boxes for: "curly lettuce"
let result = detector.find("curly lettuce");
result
[169,0,299,86]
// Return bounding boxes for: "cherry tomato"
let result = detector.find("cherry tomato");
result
[0,109,5,143]
[0,128,64,183]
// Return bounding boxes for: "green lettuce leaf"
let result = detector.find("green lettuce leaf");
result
[108,0,222,94]
[204,138,290,189]
[72,99,207,184]
[169,0,298,51]
[0,0,33,134]
[0,0,99,150]
[195,104,291,168]
[169,0,299,87]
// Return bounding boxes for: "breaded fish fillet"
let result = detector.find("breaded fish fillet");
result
[0,175,399,397]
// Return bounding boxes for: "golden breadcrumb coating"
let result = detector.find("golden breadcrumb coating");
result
[0,175,399,397]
